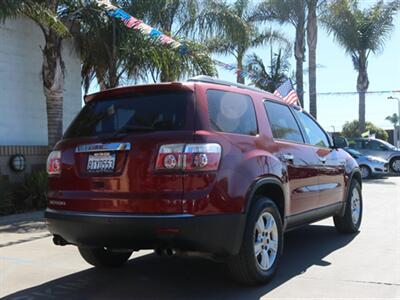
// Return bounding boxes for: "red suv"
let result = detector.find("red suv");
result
[45,76,362,284]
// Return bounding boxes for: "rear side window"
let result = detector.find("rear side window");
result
[64,90,190,138]
[207,90,258,136]
[264,101,304,143]
[294,110,330,148]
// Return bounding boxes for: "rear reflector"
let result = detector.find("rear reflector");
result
[47,150,62,175]
[156,143,221,172]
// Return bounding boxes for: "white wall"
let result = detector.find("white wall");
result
[0,17,82,146]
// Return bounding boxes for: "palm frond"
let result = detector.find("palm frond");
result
[321,0,399,56]
[24,2,70,37]
[0,0,24,21]
[250,28,290,49]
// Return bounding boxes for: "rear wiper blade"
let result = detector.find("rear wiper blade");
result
[111,125,155,137]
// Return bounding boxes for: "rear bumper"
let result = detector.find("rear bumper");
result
[45,209,246,256]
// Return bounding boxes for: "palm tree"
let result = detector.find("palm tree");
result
[256,0,307,106]
[386,113,399,128]
[75,1,152,91]
[0,0,72,148]
[246,49,292,93]
[322,0,399,132]
[199,0,286,84]
[82,0,215,86]
[128,0,215,82]
[306,0,318,118]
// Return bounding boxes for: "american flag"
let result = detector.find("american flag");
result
[274,79,300,106]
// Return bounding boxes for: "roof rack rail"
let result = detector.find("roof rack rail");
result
[187,75,267,94]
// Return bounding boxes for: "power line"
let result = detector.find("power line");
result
[310,90,400,96]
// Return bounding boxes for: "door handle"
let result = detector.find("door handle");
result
[282,153,294,163]
[318,156,327,163]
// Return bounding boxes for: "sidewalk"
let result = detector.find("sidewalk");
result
[0,211,50,248]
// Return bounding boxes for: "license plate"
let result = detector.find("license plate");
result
[87,152,116,172]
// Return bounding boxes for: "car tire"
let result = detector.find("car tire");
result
[78,247,132,268]
[359,165,371,179]
[333,181,362,234]
[228,197,283,285]
[390,157,400,173]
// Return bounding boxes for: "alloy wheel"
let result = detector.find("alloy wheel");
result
[392,159,400,173]
[254,212,278,271]
[360,166,370,179]
[351,188,361,225]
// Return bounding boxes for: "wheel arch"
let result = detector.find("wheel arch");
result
[244,177,286,224]
[351,168,362,188]
[338,168,362,217]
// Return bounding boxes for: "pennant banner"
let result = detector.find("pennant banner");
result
[96,0,275,86]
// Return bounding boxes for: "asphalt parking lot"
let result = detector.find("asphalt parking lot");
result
[1,177,399,299]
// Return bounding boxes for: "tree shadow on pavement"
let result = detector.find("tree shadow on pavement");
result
[3,224,358,300]
[0,221,47,233]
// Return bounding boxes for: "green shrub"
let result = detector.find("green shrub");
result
[0,178,15,215]
[13,171,48,209]
[342,120,389,141]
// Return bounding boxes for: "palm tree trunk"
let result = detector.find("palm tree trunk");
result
[42,29,65,149]
[356,55,369,133]
[307,0,318,118]
[236,51,245,84]
[358,91,366,133]
[295,14,306,107]
[160,68,176,82]
[108,19,119,88]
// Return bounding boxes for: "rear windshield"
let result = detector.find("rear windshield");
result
[64,90,190,138]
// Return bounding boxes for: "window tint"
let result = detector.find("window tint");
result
[349,139,363,149]
[365,140,387,150]
[207,90,258,135]
[264,101,304,143]
[294,110,330,148]
[64,91,189,138]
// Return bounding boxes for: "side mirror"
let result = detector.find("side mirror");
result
[332,136,348,149]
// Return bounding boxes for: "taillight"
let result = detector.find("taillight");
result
[156,143,221,172]
[156,144,185,170]
[47,150,61,175]
[183,144,222,171]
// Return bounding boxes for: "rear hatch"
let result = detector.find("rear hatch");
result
[48,85,195,214]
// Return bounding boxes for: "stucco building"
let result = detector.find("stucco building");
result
[0,17,81,181]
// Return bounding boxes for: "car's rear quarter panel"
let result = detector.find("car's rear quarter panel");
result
[182,84,286,215]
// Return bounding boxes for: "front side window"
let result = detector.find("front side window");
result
[207,90,258,135]
[264,101,304,143]
[294,110,330,148]
[365,140,390,151]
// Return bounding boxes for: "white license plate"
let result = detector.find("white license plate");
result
[87,152,116,172]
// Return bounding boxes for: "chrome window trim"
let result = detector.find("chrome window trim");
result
[75,143,131,153]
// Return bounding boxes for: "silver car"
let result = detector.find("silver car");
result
[345,148,389,179]
[348,138,400,173]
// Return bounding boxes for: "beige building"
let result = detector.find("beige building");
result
[0,17,82,181]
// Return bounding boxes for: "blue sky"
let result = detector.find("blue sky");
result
[215,5,400,131]
[87,1,400,132]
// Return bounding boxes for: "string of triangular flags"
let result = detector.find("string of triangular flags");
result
[96,0,274,86]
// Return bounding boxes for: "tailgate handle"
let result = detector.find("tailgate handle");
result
[75,143,131,153]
